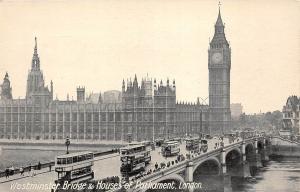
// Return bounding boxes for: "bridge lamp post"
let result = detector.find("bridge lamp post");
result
[65,136,70,154]
[127,133,132,143]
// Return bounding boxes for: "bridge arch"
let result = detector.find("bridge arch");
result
[245,142,254,151]
[193,156,221,176]
[143,173,185,192]
[153,173,185,184]
[257,140,264,152]
[225,147,242,157]
[225,148,242,173]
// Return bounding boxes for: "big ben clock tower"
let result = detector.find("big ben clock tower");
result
[208,4,231,135]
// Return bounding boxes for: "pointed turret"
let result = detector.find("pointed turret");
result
[215,4,224,27]
[1,72,12,100]
[32,37,40,70]
[122,79,125,92]
[210,2,229,48]
[34,37,38,54]
[153,78,157,90]
[50,80,53,100]
[98,92,103,104]
[4,72,8,80]
[133,74,138,88]
[197,97,200,105]
[172,79,176,89]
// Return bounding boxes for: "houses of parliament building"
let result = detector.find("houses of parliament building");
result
[0,7,231,141]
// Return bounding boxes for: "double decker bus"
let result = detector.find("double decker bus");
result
[120,144,151,176]
[186,137,200,151]
[161,141,180,157]
[54,151,94,186]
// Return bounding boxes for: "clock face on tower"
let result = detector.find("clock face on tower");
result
[212,52,223,64]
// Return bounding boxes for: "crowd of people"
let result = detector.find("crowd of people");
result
[2,161,53,179]
[127,153,186,184]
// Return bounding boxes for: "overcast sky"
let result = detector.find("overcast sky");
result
[0,0,299,113]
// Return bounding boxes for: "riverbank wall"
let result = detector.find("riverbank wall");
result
[270,136,300,157]
[0,139,126,151]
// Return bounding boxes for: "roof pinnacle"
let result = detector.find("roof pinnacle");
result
[216,1,224,26]
[34,37,38,54]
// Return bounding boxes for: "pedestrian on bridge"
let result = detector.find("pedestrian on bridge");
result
[19,167,24,176]
[5,168,9,179]
[38,162,41,170]
[10,166,15,176]
[167,162,170,167]
[28,164,31,176]
[155,162,158,170]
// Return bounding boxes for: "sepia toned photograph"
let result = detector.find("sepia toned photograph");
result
[0,0,299,191]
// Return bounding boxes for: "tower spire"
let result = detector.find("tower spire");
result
[210,2,228,48]
[4,72,8,79]
[32,37,40,70]
[216,1,224,27]
[34,36,38,55]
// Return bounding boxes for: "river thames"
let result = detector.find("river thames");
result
[231,157,300,192]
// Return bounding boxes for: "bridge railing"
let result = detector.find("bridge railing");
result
[0,149,118,178]
[271,136,300,145]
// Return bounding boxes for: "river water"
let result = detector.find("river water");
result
[231,157,300,192]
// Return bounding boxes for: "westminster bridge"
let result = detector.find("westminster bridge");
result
[0,135,274,192]
[120,136,270,192]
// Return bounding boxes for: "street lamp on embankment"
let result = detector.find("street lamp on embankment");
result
[65,136,70,154]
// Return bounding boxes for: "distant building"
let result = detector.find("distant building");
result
[0,38,209,141]
[231,103,243,119]
[282,96,300,137]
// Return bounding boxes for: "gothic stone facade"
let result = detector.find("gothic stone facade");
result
[0,39,209,141]
[0,8,230,140]
[0,80,209,141]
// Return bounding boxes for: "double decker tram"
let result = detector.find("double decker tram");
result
[141,141,155,151]
[155,138,164,147]
[170,137,182,144]
[54,151,94,186]
[200,139,208,152]
[120,144,151,176]
[185,137,200,151]
[161,141,180,157]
